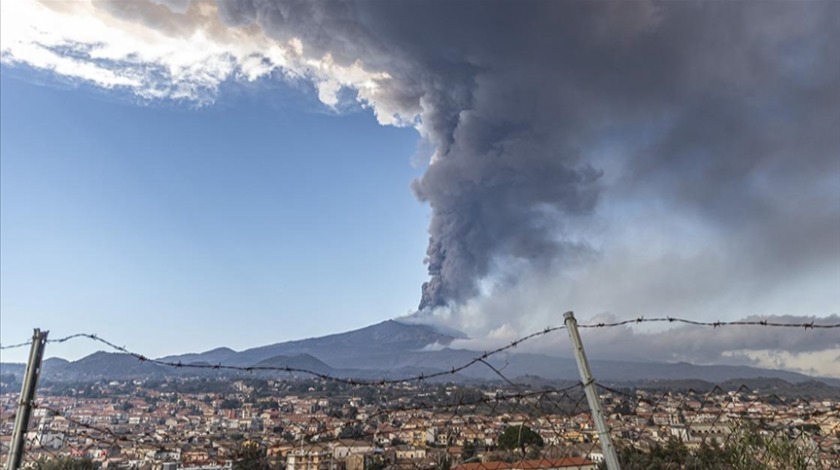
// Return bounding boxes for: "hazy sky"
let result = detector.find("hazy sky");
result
[0,73,429,362]
[1,0,838,376]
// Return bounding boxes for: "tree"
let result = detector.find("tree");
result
[497,425,544,456]
[437,454,452,470]
[261,399,280,411]
[462,440,477,462]
[726,421,813,470]
[221,398,243,409]
[365,455,387,470]
[339,423,365,439]
[602,421,821,470]
[33,457,100,470]
[233,442,274,470]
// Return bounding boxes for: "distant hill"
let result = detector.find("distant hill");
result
[252,353,334,376]
[229,320,459,367]
[159,347,237,365]
[622,377,840,399]
[1,358,71,378]
[42,357,71,377]
[2,319,838,390]
[0,363,25,376]
[48,352,169,380]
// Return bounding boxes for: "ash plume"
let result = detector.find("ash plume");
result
[142,0,840,313]
[3,0,838,325]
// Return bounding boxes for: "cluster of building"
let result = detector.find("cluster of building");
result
[1,380,837,470]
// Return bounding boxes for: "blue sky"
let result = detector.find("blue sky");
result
[1,71,428,362]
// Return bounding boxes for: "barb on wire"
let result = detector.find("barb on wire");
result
[2,315,836,358]
[81,317,838,384]
[0,339,33,351]
[6,327,569,386]
[578,316,840,329]
[0,333,104,351]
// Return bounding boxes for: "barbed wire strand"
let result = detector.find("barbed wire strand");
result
[3,316,838,353]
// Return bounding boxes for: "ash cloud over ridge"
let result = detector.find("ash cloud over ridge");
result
[251,0,839,313]
[212,0,840,311]
[2,1,838,335]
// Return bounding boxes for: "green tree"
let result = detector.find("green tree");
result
[339,423,365,439]
[365,455,386,470]
[497,425,544,456]
[233,442,274,470]
[462,440,477,462]
[221,398,243,409]
[603,421,821,470]
[726,421,813,470]
[33,457,100,470]
[437,454,452,470]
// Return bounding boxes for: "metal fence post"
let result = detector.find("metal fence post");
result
[563,312,620,470]
[6,328,49,470]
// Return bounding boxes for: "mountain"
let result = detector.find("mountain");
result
[0,363,25,377]
[50,352,169,380]
[623,378,840,399]
[231,320,458,368]
[3,319,838,388]
[1,357,71,380]
[155,320,840,386]
[159,347,237,365]
[252,353,334,375]
[157,320,458,368]
[42,357,71,377]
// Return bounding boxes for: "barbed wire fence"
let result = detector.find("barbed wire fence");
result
[1,317,839,470]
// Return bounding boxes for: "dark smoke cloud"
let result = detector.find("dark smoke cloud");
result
[215,1,836,309]
[5,0,837,374]
[76,0,840,316]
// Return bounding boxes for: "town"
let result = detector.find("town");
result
[2,377,838,469]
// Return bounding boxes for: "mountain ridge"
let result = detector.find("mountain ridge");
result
[3,319,838,387]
